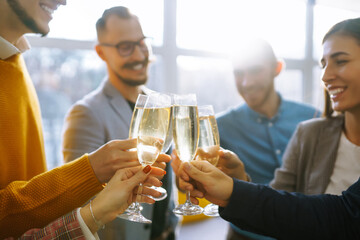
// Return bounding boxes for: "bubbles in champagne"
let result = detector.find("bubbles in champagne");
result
[137,135,163,165]
[137,107,170,165]
[173,105,199,162]
[195,115,220,166]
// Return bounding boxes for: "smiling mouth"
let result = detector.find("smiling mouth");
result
[132,63,144,70]
[40,4,55,16]
[328,88,345,98]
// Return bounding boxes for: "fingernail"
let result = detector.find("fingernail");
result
[143,165,151,173]
[163,170,166,175]
[160,181,163,186]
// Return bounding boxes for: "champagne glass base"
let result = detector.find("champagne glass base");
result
[151,186,168,201]
[126,213,152,224]
[117,213,132,220]
[124,203,143,213]
[203,203,219,217]
[173,203,203,216]
[117,204,143,219]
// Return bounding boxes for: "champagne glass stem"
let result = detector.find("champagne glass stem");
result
[184,190,193,207]
[126,182,151,223]
[134,183,143,214]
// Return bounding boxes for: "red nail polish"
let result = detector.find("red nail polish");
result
[143,165,151,173]
[163,170,166,175]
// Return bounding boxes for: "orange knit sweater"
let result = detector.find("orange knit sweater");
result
[0,54,103,238]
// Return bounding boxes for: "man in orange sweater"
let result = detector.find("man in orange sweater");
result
[0,0,169,238]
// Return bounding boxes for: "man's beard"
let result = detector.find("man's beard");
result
[115,72,147,87]
[7,0,48,36]
[115,60,149,86]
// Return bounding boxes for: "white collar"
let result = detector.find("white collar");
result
[0,35,30,60]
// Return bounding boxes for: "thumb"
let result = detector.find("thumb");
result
[183,162,206,182]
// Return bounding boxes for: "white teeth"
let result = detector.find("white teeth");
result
[328,88,344,96]
[41,5,54,15]
[132,64,143,70]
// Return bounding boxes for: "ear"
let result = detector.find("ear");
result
[274,60,284,77]
[95,45,106,61]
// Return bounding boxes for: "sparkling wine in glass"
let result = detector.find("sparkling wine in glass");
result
[118,94,147,220]
[153,94,175,200]
[172,94,203,216]
[195,105,220,217]
[129,93,171,223]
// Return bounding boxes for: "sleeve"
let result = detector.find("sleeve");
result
[219,178,360,240]
[270,123,302,191]
[77,208,100,240]
[0,155,103,238]
[17,210,85,239]
[62,103,105,163]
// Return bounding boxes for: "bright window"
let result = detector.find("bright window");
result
[177,0,306,59]
[313,4,358,59]
[177,56,243,113]
[48,0,164,46]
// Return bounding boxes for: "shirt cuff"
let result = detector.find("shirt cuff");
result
[77,208,100,240]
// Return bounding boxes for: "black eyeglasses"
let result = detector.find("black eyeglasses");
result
[99,37,149,57]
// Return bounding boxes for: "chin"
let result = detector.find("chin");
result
[332,103,349,113]
[37,24,50,36]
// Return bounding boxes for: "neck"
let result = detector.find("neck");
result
[255,90,280,118]
[108,72,143,103]
[343,109,360,146]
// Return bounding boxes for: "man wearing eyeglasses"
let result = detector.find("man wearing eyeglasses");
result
[62,6,178,240]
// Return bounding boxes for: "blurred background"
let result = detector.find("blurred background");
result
[23,1,359,237]
[24,0,360,169]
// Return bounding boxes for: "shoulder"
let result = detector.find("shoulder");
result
[296,115,343,132]
[216,104,245,121]
[282,99,318,112]
[79,86,107,107]
[280,99,322,120]
[70,86,107,111]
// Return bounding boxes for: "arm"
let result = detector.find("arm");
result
[0,155,103,239]
[11,166,166,239]
[15,210,85,240]
[183,161,360,240]
[221,178,360,240]
[1,139,168,238]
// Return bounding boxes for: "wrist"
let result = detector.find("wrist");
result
[89,200,105,230]
[80,204,100,234]
[222,176,234,206]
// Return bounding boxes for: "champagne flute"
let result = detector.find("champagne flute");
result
[130,93,171,223]
[118,94,147,220]
[195,105,220,217]
[153,94,175,200]
[172,94,202,215]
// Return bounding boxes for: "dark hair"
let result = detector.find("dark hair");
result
[322,17,360,45]
[96,6,135,38]
[322,18,360,118]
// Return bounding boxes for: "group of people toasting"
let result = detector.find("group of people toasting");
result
[0,0,360,239]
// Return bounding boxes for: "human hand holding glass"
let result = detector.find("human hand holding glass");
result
[195,105,220,216]
[172,94,203,215]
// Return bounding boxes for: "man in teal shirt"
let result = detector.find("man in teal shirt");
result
[217,38,320,240]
